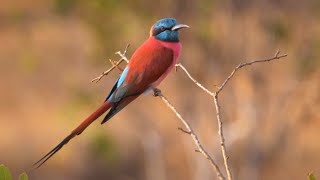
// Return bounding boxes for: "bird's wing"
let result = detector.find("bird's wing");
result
[107,45,174,102]
[101,46,174,124]
[33,41,176,169]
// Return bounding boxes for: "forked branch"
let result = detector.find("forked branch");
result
[153,88,226,180]
[91,44,130,83]
[92,45,287,180]
[92,45,226,180]
[175,50,287,180]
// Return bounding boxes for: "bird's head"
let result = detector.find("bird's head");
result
[150,18,189,42]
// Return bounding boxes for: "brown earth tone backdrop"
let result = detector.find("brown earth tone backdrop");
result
[0,0,319,179]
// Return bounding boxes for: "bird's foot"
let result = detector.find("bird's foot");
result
[153,88,162,97]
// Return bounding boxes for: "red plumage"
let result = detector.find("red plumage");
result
[33,18,187,169]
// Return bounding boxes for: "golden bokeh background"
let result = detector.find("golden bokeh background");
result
[0,0,319,179]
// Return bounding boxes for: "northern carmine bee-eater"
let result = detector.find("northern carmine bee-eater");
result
[34,18,189,168]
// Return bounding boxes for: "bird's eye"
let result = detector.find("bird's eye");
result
[160,26,165,31]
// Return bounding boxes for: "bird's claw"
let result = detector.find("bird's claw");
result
[153,88,162,97]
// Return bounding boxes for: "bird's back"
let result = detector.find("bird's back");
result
[126,36,181,91]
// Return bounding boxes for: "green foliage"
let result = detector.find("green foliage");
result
[0,165,28,180]
[266,18,289,42]
[0,164,12,180]
[18,173,28,180]
[309,173,316,180]
[54,0,77,16]
[297,38,320,79]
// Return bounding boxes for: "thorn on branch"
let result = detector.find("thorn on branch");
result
[275,49,280,57]
[178,127,191,134]
[195,149,201,153]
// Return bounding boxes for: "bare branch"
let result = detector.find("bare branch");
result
[175,63,214,96]
[115,44,130,63]
[216,50,288,95]
[178,127,191,134]
[91,44,130,83]
[176,50,287,180]
[154,90,226,180]
[213,94,232,180]
[109,59,124,72]
[94,47,226,180]
[92,44,288,180]
[176,63,233,179]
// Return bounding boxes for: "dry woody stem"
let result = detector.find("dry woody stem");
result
[92,45,287,180]
[91,44,130,83]
[154,89,226,180]
[175,50,287,180]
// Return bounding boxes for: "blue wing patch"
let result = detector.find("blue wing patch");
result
[105,67,129,102]
[117,67,129,88]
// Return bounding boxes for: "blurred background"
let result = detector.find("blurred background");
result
[0,0,319,179]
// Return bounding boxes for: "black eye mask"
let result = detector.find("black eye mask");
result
[152,26,173,36]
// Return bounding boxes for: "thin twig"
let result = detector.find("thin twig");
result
[216,49,287,95]
[176,50,287,180]
[91,44,130,83]
[109,59,124,72]
[176,63,214,96]
[92,44,288,180]
[92,47,226,180]
[115,44,130,63]
[155,90,226,180]
[178,127,191,134]
[213,94,232,180]
[175,63,233,179]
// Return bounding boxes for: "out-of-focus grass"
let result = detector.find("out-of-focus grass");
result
[265,18,289,42]
[0,165,28,180]
[309,173,317,180]
[18,173,28,180]
[297,38,320,79]
[54,0,76,16]
[0,165,12,180]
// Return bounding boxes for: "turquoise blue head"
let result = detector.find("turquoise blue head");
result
[150,18,189,42]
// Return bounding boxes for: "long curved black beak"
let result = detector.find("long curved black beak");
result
[171,24,190,31]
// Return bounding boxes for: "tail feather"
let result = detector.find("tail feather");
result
[33,101,113,169]
[101,94,140,124]
[101,106,121,124]
[33,134,75,168]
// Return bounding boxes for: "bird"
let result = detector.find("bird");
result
[33,18,189,168]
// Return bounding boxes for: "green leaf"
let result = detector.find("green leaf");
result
[0,164,12,180]
[19,172,28,180]
[309,173,316,180]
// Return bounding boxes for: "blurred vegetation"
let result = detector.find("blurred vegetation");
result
[309,173,317,180]
[89,131,120,164]
[0,165,27,180]
[0,0,320,180]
